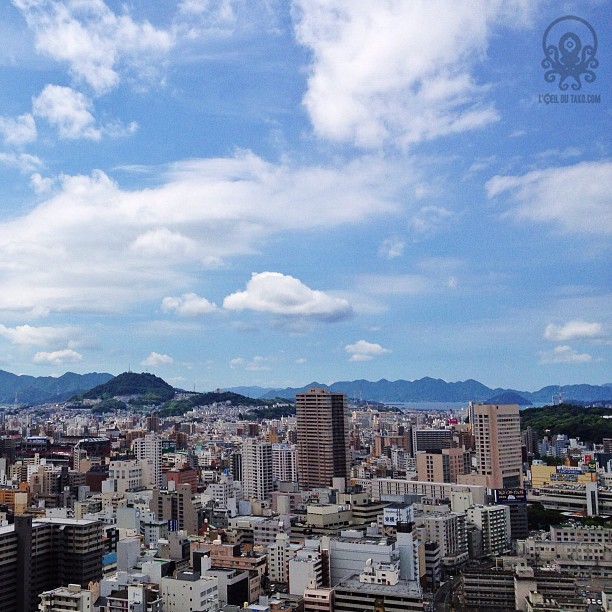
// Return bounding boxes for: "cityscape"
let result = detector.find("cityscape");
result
[0,1,610,612]
[0,371,611,611]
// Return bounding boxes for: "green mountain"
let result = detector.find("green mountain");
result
[81,372,175,403]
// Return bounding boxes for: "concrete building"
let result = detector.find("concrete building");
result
[271,443,297,484]
[38,584,93,612]
[106,459,143,494]
[289,547,324,596]
[151,484,200,535]
[160,571,219,612]
[467,504,511,557]
[333,560,423,612]
[462,404,522,489]
[132,434,162,488]
[412,429,452,455]
[416,512,468,573]
[242,439,273,502]
[516,525,612,576]
[296,388,348,490]
[416,447,471,483]
[0,516,104,612]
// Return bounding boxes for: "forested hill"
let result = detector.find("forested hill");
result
[81,372,175,402]
[520,404,612,444]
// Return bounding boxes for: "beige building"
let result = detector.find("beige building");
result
[460,404,522,489]
[416,447,471,483]
[296,388,349,490]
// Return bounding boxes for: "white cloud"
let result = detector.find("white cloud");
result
[223,272,352,321]
[410,206,453,235]
[0,113,37,145]
[141,351,173,366]
[293,1,533,148]
[32,84,135,140]
[378,236,405,259]
[544,320,604,342]
[33,348,82,365]
[33,85,100,140]
[229,357,245,368]
[0,152,43,173]
[161,293,218,316]
[539,345,593,364]
[345,339,391,362]
[245,355,273,371]
[0,152,405,314]
[487,161,612,234]
[0,323,83,348]
[14,0,173,94]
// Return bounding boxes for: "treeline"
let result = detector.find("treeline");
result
[521,403,612,443]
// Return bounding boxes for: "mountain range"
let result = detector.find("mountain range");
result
[0,369,610,406]
[228,378,612,405]
[0,370,113,405]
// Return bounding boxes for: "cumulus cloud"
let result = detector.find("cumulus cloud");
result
[539,345,593,365]
[0,113,37,145]
[293,1,533,148]
[223,272,352,321]
[544,320,604,342]
[0,323,83,348]
[33,85,100,140]
[32,84,136,140]
[141,351,173,366]
[14,0,173,94]
[33,348,82,365]
[487,161,612,234]
[0,152,403,314]
[161,293,218,316]
[345,339,391,362]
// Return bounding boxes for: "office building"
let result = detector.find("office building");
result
[463,404,522,489]
[415,447,471,483]
[296,388,348,490]
[151,484,200,535]
[411,429,452,455]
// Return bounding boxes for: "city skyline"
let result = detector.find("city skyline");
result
[0,1,610,391]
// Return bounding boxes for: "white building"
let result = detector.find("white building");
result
[133,434,162,488]
[289,547,323,596]
[467,504,511,557]
[106,459,143,494]
[160,571,219,612]
[272,444,298,484]
[241,439,273,502]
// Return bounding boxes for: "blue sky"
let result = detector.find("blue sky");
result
[0,0,609,392]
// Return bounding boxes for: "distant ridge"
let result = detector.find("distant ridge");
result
[228,378,612,404]
[0,370,113,405]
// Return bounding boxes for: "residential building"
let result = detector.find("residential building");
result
[416,447,471,483]
[242,439,273,502]
[296,388,348,490]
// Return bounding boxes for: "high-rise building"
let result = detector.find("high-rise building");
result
[473,403,522,489]
[241,438,273,502]
[296,388,348,490]
[0,516,104,612]
[272,443,298,484]
[132,434,162,487]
